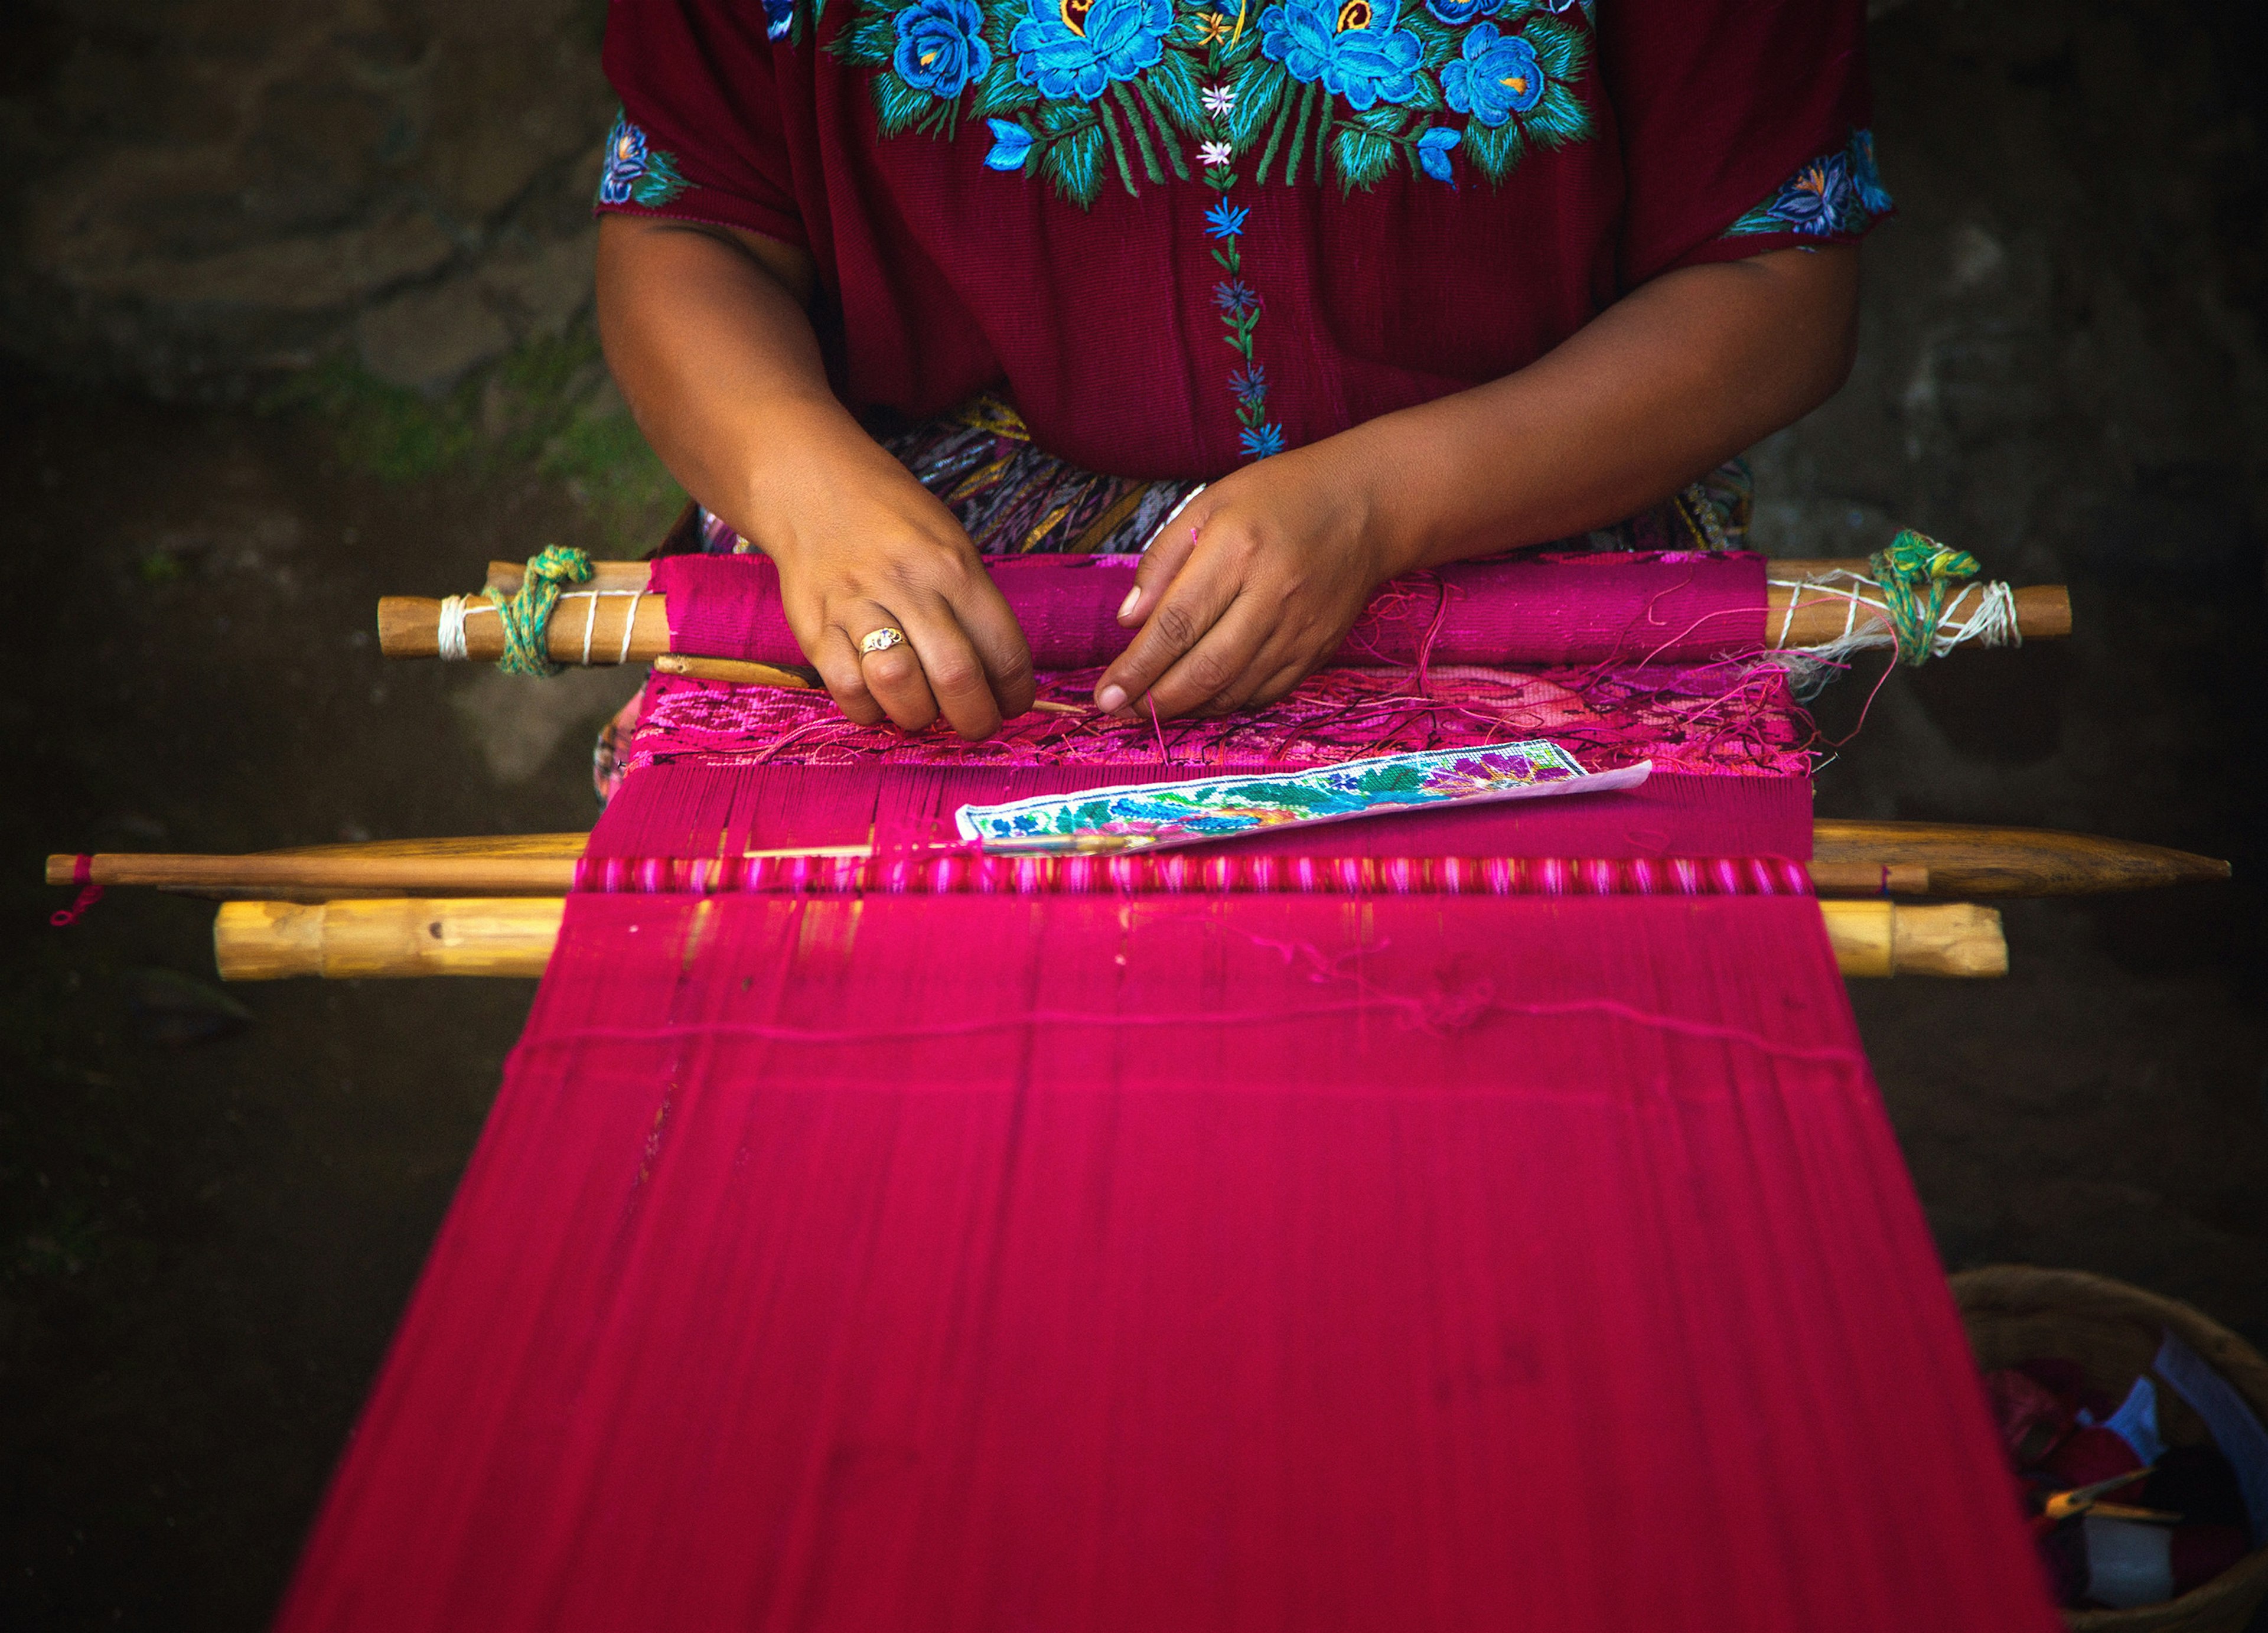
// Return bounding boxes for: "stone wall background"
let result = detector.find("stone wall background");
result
[3,0,615,400]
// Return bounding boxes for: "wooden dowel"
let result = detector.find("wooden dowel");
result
[211,896,2000,982]
[56,819,2229,903]
[1810,819,2231,896]
[379,582,2073,664]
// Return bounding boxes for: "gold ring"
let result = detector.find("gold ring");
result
[858,627,907,657]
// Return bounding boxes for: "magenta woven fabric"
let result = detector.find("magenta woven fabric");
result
[649,550,1768,670]
[274,889,2057,1633]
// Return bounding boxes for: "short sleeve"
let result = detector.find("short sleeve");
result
[1598,0,1888,288]
[597,0,808,249]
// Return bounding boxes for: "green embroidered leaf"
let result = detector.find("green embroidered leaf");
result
[1402,9,1456,70]
[972,56,1041,117]
[1523,15,1585,81]
[1522,82,1592,149]
[831,1,900,66]
[1145,46,1207,135]
[871,70,934,137]
[1462,115,1524,184]
[1041,119,1106,207]
[1332,120,1395,192]
[1037,99,1093,136]
[1402,73,1444,113]
[1226,58,1289,149]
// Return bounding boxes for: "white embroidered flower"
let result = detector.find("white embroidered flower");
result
[1198,139,1234,168]
[1201,83,1236,118]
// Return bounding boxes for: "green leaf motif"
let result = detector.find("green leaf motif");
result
[1462,115,1524,184]
[972,56,1041,118]
[1144,46,1207,136]
[1524,15,1585,80]
[871,69,933,137]
[1042,118,1106,207]
[1332,122,1395,192]
[1226,58,1290,149]
[830,1,899,66]
[1524,83,1592,150]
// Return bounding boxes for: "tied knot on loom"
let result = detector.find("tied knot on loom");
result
[1870,530,1981,668]
[487,545,592,677]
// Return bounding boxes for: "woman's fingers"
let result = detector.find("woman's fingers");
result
[1094,543,1242,715]
[1116,485,1211,629]
[941,569,1038,719]
[811,624,887,726]
[1125,592,1278,721]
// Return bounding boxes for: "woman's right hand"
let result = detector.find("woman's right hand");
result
[595,216,1033,739]
[744,429,1035,739]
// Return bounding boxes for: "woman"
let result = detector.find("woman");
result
[593,0,1885,741]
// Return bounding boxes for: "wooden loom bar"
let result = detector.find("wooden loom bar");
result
[377,572,2074,664]
[50,821,2227,902]
[209,897,2003,982]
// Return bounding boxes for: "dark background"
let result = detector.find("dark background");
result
[4,0,2265,1626]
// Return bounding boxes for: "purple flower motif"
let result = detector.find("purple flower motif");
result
[1239,422,1287,458]
[1228,363,1268,406]
[1213,279,1260,318]
[1204,198,1249,239]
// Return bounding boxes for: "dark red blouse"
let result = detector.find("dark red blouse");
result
[597,0,1885,480]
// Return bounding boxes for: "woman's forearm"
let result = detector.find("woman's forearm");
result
[594,214,904,552]
[1343,245,1861,573]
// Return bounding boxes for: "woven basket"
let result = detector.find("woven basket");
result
[1951,1266,2268,1633]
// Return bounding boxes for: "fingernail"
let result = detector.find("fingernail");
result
[1117,585,1141,620]
[1096,684,1126,713]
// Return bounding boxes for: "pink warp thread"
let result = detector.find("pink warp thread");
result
[651,549,1768,670]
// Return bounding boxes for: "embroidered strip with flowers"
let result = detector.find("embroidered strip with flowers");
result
[1725,128,1892,239]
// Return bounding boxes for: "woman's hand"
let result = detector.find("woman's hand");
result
[595,214,1032,737]
[755,431,1036,738]
[1093,442,1405,720]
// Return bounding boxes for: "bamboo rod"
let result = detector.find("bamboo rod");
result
[53,848,1922,901]
[54,819,2227,902]
[1810,819,2230,896]
[378,579,2073,664]
[211,896,2001,981]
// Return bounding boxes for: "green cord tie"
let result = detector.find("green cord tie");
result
[487,545,592,677]
[1868,529,1980,667]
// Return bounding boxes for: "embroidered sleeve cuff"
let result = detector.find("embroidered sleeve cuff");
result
[588,107,811,250]
[1718,128,1894,245]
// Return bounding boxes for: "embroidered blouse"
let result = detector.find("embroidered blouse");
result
[597,0,1890,480]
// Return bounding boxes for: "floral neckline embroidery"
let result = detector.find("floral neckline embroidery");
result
[833,0,1596,206]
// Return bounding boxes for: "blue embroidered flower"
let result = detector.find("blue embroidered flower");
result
[1010,0,1174,102]
[1441,25,1545,127]
[1416,124,1461,184]
[1257,0,1423,113]
[598,115,650,206]
[595,112,691,208]
[1767,158,1850,234]
[764,0,796,40]
[1239,423,1288,458]
[1213,279,1260,318]
[1204,198,1249,239]
[894,0,993,97]
[1425,0,1494,24]
[984,118,1035,170]
[1228,363,1268,408]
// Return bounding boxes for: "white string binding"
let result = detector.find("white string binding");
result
[437,594,470,662]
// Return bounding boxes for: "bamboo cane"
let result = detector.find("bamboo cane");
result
[378,575,2073,664]
[210,896,2002,981]
[51,819,2226,902]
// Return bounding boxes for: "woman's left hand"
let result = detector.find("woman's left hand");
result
[1093,442,1407,720]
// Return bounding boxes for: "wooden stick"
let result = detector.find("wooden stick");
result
[379,580,2073,664]
[1810,819,2230,896]
[54,819,2226,902]
[211,896,2001,982]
